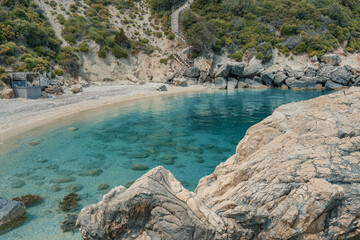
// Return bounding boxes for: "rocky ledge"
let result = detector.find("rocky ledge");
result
[168,54,360,91]
[77,87,360,239]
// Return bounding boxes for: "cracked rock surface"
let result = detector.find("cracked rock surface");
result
[77,88,360,239]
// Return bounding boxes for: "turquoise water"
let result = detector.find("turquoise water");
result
[0,89,331,239]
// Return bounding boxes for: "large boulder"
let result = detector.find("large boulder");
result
[325,80,345,90]
[0,198,26,228]
[273,71,288,86]
[317,65,353,86]
[243,58,264,78]
[285,76,317,90]
[214,64,232,78]
[183,67,200,78]
[228,62,245,76]
[214,77,227,89]
[78,88,360,240]
[227,78,238,90]
[354,77,360,87]
[320,54,342,66]
[244,79,267,89]
[305,66,318,77]
[260,71,274,86]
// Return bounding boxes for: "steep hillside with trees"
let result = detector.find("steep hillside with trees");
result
[179,0,360,60]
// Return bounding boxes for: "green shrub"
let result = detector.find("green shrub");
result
[112,45,128,58]
[293,42,307,54]
[231,51,243,61]
[255,52,264,60]
[78,42,89,53]
[167,32,175,40]
[54,68,64,76]
[280,23,299,36]
[51,70,55,78]
[98,47,108,58]
[56,14,66,24]
[156,32,163,38]
[140,38,149,44]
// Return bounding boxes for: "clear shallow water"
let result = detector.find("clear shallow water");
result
[0,89,331,239]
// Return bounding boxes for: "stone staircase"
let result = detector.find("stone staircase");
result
[171,0,194,42]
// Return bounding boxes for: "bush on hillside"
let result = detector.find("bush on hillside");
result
[112,45,128,58]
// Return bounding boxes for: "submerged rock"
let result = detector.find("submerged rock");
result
[54,177,76,184]
[97,184,109,191]
[0,199,26,230]
[12,195,42,207]
[28,141,39,146]
[78,88,360,240]
[77,168,103,177]
[11,180,26,189]
[131,164,149,171]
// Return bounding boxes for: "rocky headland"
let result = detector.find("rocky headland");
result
[77,87,360,239]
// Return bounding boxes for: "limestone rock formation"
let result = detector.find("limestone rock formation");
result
[78,88,360,240]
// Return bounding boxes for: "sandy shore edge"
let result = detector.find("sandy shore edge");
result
[0,85,207,143]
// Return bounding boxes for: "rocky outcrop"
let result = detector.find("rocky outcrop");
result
[321,54,342,66]
[0,198,26,229]
[77,88,360,240]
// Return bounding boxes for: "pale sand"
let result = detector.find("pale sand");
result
[0,84,206,143]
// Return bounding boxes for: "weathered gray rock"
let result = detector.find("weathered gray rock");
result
[354,77,360,87]
[166,72,174,81]
[325,80,345,90]
[243,58,264,78]
[283,65,294,78]
[285,76,317,89]
[244,79,267,89]
[0,198,26,228]
[227,78,238,90]
[260,71,274,85]
[305,66,318,77]
[214,77,227,89]
[78,88,360,240]
[321,54,342,66]
[278,36,301,50]
[294,69,305,79]
[317,65,353,86]
[228,62,245,76]
[273,71,288,86]
[214,64,232,78]
[156,85,167,91]
[183,67,200,78]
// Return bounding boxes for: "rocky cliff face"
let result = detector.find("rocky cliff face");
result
[77,87,360,240]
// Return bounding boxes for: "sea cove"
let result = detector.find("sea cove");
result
[0,89,330,239]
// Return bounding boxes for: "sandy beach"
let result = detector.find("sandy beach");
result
[0,83,206,143]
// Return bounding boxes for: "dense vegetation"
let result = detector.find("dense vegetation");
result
[178,0,360,60]
[0,0,61,75]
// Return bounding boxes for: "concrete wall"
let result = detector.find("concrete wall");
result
[13,87,42,99]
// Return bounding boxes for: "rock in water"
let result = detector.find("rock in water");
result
[77,88,360,240]
[0,199,26,230]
